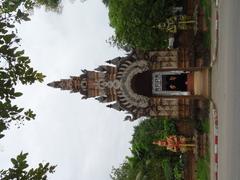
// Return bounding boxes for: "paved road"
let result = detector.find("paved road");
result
[211,0,240,179]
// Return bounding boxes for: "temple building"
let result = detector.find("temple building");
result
[48,48,209,121]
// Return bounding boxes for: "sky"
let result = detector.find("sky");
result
[0,1,138,179]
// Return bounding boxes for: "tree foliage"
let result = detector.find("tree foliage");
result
[110,118,182,180]
[110,162,130,180]
[0,152,56,179]
[35,0,62,12]
[130,118,177,158]
[0,0,51,137]
[102,0,109,7]
[108,0,176,50]
[2,0,62,13]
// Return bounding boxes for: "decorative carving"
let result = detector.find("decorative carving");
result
[48,48,203,121]
[107,102,124,111]
[117,60,150,109]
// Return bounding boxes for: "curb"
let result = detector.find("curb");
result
[212,102,218,180]
[211,0,219,66]
[211,0,220,178]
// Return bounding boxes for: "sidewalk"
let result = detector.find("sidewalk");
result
[210,0,219,180]
[211,0,219,67]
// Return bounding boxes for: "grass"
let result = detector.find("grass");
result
[200,0,212,20]
[173,159,184,180]
[203,31,211,49]
[194,118,210,135]
[196,150,210,180]
[161,159,173,180]
[200,0,212,48]
[196,158,210,180]
[200,118,210,134]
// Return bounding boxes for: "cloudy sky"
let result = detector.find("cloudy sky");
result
[0,1,138,179]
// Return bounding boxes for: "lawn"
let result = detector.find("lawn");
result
[196,152,210,180]
[200,0,212,48]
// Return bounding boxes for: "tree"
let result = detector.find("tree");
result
[108,0,176,50]
[0,1,44,137]
[2,0,62,13]
[110,162,130,180]
[0,152,56,179]
[102,0,109,7]
[110,118,181,180]
[0,0,64,137]
[130,118,177,158]
[35,0,62,12]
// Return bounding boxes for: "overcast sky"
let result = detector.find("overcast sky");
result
[0,1,138,179]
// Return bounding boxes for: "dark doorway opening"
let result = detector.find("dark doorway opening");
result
[162,74,187,91]
[131,71,152,97]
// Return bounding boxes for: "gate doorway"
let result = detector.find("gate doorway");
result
[152,71,191,96]
[163,74,187,91]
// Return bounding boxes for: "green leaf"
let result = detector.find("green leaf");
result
[14,92,23,97]
[17,108,24,113]
[15,50,25,57]
[16,9,24,19]
[18,56,29,62]
[35,73,46,82]
[3,34,15,44]
[0,71,10,79]
[0,45,9,54]
[0,22,6,29]
[0,28,8,34]
[6,24,15,28]
[0,121,7,131]
[0,134,5,139]
[11,158,18,167]
[22,13,31,21]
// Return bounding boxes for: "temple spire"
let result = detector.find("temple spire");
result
[47,81,62,89]
[47,79,73,91]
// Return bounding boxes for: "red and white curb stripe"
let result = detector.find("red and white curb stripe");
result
[210,1,220,179]
[212,0,220,178]
[211,0,220,66]
[212,105,219,180]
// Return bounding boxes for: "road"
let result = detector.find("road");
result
[211,0,240,179]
